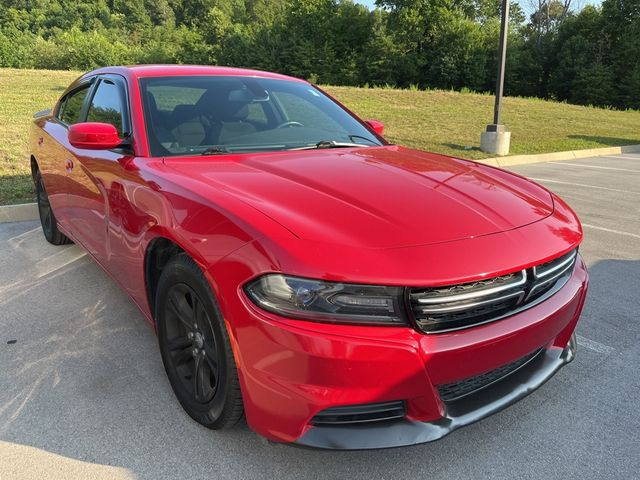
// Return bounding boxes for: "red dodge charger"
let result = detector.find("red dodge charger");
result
[29,65,588,449]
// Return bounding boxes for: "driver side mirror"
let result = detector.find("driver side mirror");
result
[365,119,384,136]
[68,122,122,150]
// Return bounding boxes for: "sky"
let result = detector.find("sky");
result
[354,0,376,7]
[353,0,603,15]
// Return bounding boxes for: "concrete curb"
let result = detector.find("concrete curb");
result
[478,144,640,167]
[0,202,38,223]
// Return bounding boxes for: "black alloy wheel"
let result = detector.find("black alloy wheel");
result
[35,170,71,245]
[156,254,243,428]
[165,282,221,404]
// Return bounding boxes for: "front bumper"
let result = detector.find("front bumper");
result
[296,334,576,449]
[213,253,588,450]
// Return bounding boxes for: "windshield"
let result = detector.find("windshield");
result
[139,76,383,157]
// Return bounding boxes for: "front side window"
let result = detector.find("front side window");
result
[58,86,90,125]
[140,76,382,157]
[87,79,126,135]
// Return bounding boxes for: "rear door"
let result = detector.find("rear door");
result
[38,83,93,230]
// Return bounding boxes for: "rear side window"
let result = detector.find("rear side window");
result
[87,79,126,135]
[246,102,268,126]
[58,86,90,125]
[147,85,205,112]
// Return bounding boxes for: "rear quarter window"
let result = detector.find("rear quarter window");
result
[58,86,90,125]
[246,102,269,126]
[147,86,205,112]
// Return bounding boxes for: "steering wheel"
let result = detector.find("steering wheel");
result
[276,121,304,129]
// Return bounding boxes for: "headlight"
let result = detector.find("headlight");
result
[244,274,407,325]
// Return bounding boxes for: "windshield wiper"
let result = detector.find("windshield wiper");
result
[290,140,370,151]
[348,134,379,145]
[201,146,230,155]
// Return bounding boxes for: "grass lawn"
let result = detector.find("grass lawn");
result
[1,68,80,205]
[2,67,640,205]
[325,86,640,159]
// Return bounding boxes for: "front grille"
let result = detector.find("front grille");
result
[409,249,578,333]
[438,349,543,402]
[311,401,406,425]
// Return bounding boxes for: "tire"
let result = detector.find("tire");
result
[155,254,244,429]
[35,170,71,245]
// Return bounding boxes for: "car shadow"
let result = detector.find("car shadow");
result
[440,142,480,153]
[1,224,637,480]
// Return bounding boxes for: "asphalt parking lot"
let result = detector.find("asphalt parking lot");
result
[1,153,638,480]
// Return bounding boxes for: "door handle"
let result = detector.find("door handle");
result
[65,158,74,173]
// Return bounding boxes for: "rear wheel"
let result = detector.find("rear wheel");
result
[156,254,244,429]
[35,171,71,245]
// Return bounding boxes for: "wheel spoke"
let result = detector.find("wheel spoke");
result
[191,291,203,327]
[168,335,191,351]
[193,354,205,401]
[204,352,218,385]
[173,346,193,366]
[168,290,194,329]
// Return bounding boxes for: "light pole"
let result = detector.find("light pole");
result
[480,0,511,156]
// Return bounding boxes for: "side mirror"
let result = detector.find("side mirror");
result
[68,122,122,150]
[365,119,384,136]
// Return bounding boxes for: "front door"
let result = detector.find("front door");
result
[66,76,130,262]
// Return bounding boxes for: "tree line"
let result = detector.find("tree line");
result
[1,0,638,110]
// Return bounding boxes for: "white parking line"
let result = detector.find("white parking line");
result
[602,155,640,161]
[529,177,640,195]
[559,163,640,173]
[582,223,640,240]
[7,227,40,247]
[576,335,615,354]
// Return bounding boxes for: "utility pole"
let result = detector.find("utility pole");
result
[480,0,511,156]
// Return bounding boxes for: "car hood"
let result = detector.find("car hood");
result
[163,146,554,248]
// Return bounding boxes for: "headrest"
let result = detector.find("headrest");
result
[216,101,249,122]
[196,89,250,122]
[171,104,200,124]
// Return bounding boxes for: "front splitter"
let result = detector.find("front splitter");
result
[294,334,577,450]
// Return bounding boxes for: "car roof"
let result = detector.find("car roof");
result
[81,65,306,83]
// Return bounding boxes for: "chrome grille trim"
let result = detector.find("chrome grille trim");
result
[409,249,578,334]
[414,270,527,305]
[415,290,525,314]
[534,249,578,279]
[528,259,576,298]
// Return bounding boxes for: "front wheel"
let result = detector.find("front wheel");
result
[35,171,71,245]
[155,254,244,429]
